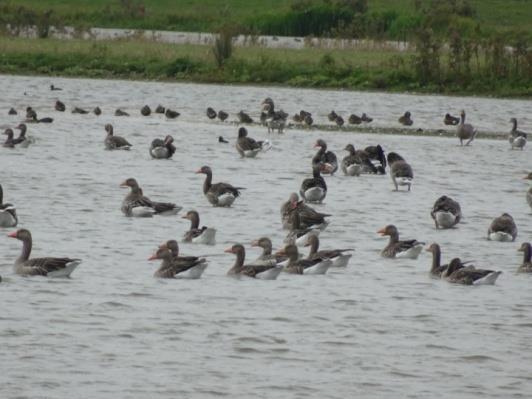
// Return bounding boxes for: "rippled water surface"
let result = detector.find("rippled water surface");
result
[1,75,531,398]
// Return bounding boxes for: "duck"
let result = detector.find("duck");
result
[304,234,353,268]
[487,213,517,242]
[276,244,331,275]
[387,152,413,191]
[3,128,15,148]
[0,184,18,227]
[140,105,151,116]
[237,111,253,124]
[8,107,17,115]
[206,107,217,119]
[104,124,132,150]
[155,105,166,114]
[456,110,477,146]
[313,139,338,175]
[182,210,216,245]
[430,195,461,229]
[398,111,413,126]
[217,110,228,121]
[236,127,270,158]
[225,244,283,280]
[378,224,424,259]
[300,166,327,203]
[442,258,501,285]
[50,84,62,91]
[115,108,129,117]
[517,242,532,273]
[284,207,321,247]
[218,136,228,144]
[361,113,373,123]
[149,242,208,279]
[348,114,362,124]
[150,135,176,159]
[341,144,381,176]
[251,237,287,266]
[72,107,89,114]
[327,110,338,122]
[8,228,81,277]
[55,100,66,112]
[93,106,102,116]
[509,118,527,150]
[120,178,181,217]
[196,165,243,207]
[524,172,532,210]
[165,109,180,119]
[444,113,460,125]
[280,192,330,230]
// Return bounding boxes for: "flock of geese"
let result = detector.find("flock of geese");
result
[1,88,531,284]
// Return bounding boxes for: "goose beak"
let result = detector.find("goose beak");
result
[181,215,188,219]
[195,169,202,174]
[275,248,286,256]
[224,247,233,254]
[119,181,128,187]
[7,231,17,238]
[148,254,158,261]
[377,228,386,236]
[250,240,259,247]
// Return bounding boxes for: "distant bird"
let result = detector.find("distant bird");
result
[72,107,89,114]
[517,242,532,273]
[0,184,18,227]
[313,138,338,175]
[8,108,17,115]
[3,128,15,148]
[334,115,344,127]
[196,165,243,207]
[378,225,424,259]
[55,100,66,112]
[261,98,287,133]
[13,123,34,148]
[280,192,330,231]
[225,244,283,279]
[182,210,216,245]
[25,106,37,120]
[155,105,166,114]
[150,135,176,159]
[218,136,229,143]
[283,205,321,247]
[93,106,102,116]
[509,118,527,150]
[348,114,362,124]
[341,144,382,176]
[444,113,460,125]
[115,108,129,117]
[206,107,217,119]
[487,213,517,242]
[303,113,313,127]
[304,234,353,268]
[237,110,253,124]
[217,110,228,121]
[524,172,532,210]
[50,84,62,91]
[140,105,151,116]
[430,195,461,229]
[236,127,270,158]
[165,109,180,119]
[120,178,181,217]
[361,113,373,123]
[328,110,338,122]
[398,111,413,126]
[148,245,207,279]
[456,110,477,146]
[104,124,131,150]
[300,166,327,203]
[442,258,501,285]
[387,152,413,191]
[364,145,387,174]
[276,244,331,275]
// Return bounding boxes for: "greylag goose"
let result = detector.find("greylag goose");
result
[335,115,344,127]
[150,241,207,279]
[217,110,228,121]
[280,192,330,230]
[387,152,413,191]
[3,128,15,148]
[93,106,102,116]
[237,110,253,124]
[251,237,287,266]
[0,184,18,227]
[150,135,176,159]
[236,127,271,158]
[378,224,424,259]
[431,195,461,229]
[487,213,517,242]
[72,107,89,114]
[456,110,477,146]
[140,105,151,116]
[115,108,129,117]
[165,109,180,119]
[8,108,17,115]
[155,105,165,114]
[50,84,62,91]
[426,243,448,278]
[206,107,217,119]
[517,242,532,273]
[276,244,331,275]
[292,113,303,123]
[509,118,527,150]
[444,113,460,125]
[348,114,362,124]
[284,207,321,247]
[364,145,387,174]
[525,172,532,210]
[55,100,65,112]
[13,124,34,148]
[182,210,216,245]
[225,244,283,279]
[104,124,132,150]
[398,111,413,126]
[304,234,353,267]
[196,166,243,207]
[313,139,338,175]
[328,110,338,122]
[361,113,373,123]
[8,229,81,277]
[120,178,181,217]
[261,99,287,134]
[303,113,313,127]
[300,166,327,203]
[341,144,382,176]
[25,106,37,120]
[442,258,501,285]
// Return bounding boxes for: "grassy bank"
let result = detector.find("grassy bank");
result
[0,36,530,97]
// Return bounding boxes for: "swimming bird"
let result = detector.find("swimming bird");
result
[140,105,151,116]
[3,128,15,148]
[276,244,331,275]
[487,213,517,242]
[280,192,330,230]
[218,136,228,143]
[149,245,207,279]
[328,110,338,122]
[165,109,180,119]
[12,124,34,148]
[50,84,62,91]
[524,172,532,210]
[425,243,449,278]
[300,166,327,203]
[348,114,362,124]
[217,110,228,121]
[361,113,373,123]
[456,110,477,146]
[196,166,243,207]
[104,124,132,150]
[430,195,461,229]
[398,111,413,126]
[509,118,527,150]
[284,206,321,247]
[115,108,129,117]
[313,139,338,175]
[378,224,424,259]
[182,210,216,245]
[517,242,532,273]
[335,115,344,127]
[251,237,287,266]
[442,258,501,285]
[120,178,181,217]
[387,152,413,191]
[93,106,102,115]
[237,110,253,124]
[341,144,381,176]
[25,106,37,121]
[150,135,176,159]
[8,108,17,115]
[0,184,18,227]
[155,105,166,114]
[304,234,353,267]
[55,100,66,112]
[236,127,270,158]
[206,107,217,119]
[72,107,89,114]
[225,244,283,279]
[8,228,81,277]
[444,113,460,125]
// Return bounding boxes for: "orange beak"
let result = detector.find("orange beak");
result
[181,215,189,219]
[148,254,158,261]
[250,240,259,247]
[195,169,202,174]
[119,180,128,187]
[224,247,234,254]
[377,228,387,236]
[275,248,286,256]
[7,231,17,238]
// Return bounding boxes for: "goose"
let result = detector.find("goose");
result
[115,108,129,117]
[3,128,15,148]
[300,166,327,203]
[387,152,413,191]
[8,108,17,115]
[218,136,228,143]
[150,242,207,279]
[378,224,424,259]
[225,244,283,280]
[72,107,89,114]
[313,139,338,175]
[150,135,176,159]
[0,184,18,227]
[276,244,331,275]
[140,105,151,116]
[251,237,287,266]
[348,114,362,124]
[341,144,381,176]
[280,192,330,230]
[155,105,166,114]
[50,84,62,91]
[25,106,37,120]
[425,243,448,278]
[361,113,373,123]
[12,124,34,148]
[524,172,532,210]
[104,124,131,150]
[517,242,532,273]
[8,229,81,277]
[217,110,229,121]
[303,113,313,127]
[442,258,501,285]
[261,98,287,133]
[206,107,217,119]
[444,113,460,125]
[284,207,321,247]
[292,113,303,123]
[93,106,102,116]
[364,145,387,174]
[120,178,181,217]
[430,195,461,229]
[304,234,353,267]
[335,115,344,127]
[487,213,517,242]
[456,110,477,146]
[236,127,271,158]
[398,111,413,126]
[196,165,243,207]
[327,110,338,122]
[237,111,253,124]
[182,210,216,245]
[165,109,180,119]
[509,118,527,150]
[55,100,66,112]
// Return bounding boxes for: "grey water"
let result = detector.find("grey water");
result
[0,75,531,398]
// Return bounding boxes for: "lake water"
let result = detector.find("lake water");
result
[0,75,531,398]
